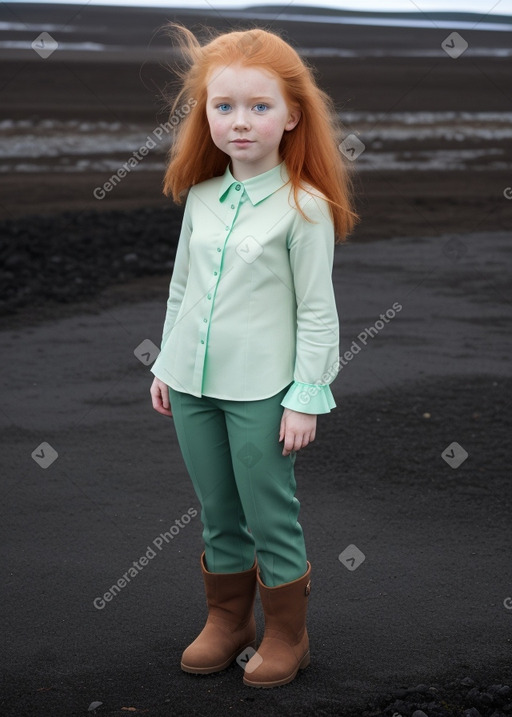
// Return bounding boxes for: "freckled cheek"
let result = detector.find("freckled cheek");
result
[254,119,283,141]
[208,118,229,144]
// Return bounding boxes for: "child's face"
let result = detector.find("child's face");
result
[205,63,300,179]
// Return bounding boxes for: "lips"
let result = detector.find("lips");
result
[232,139,253,144]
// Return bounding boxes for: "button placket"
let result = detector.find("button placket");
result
[197,183,243,392]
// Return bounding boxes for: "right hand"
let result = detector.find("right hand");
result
[150,377,173,417]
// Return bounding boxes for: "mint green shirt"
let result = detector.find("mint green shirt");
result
[151,161,339,414]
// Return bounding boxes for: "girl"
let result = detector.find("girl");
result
[149,23,358,688]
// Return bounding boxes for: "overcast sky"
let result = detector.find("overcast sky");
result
[10,0,512,14]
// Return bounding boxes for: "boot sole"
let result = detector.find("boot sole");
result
[181,640,257,675]
[243,650,310,688]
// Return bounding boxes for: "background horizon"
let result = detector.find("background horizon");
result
[5,0,512,15]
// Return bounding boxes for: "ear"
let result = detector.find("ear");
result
[285,108,301,132]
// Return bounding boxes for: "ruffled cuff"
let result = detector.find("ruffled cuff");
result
[280,381,336,415]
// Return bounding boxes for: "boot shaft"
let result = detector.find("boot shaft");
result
[201,552,258,627]
[256,562,311,643]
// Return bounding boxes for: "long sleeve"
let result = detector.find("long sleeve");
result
[159,193,193,351]
[280,191,339,415]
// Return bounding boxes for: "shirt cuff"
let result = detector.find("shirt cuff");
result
[280,381,337,414]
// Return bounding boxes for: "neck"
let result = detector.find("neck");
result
[230,156,282,182]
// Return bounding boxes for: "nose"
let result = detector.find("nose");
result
[232,108,250,130]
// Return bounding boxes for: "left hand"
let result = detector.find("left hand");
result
[279,408,317,456]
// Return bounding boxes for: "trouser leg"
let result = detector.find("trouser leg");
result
[168,386,255,573]
[221,385,308,588]
[169,384,308,587]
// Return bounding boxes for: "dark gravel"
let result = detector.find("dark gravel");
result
[2,214,510,716]
[361,679,512,717]
[0,206,183,316]
[2,362,510,715]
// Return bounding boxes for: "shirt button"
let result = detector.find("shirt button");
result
[235,184,241,190]
[213,271,218,275]
[200,339,204,344]
[230,204,235,209]
[217,248,221,252]
[207,294,211,299]
[225,226,229,230]
[203,318,207,323]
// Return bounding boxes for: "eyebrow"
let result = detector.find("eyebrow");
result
[210,96,274,103]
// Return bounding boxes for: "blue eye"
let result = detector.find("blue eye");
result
[217,103,231,112]
[254,104,268,112]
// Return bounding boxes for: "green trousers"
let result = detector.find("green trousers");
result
[168,384,308,587]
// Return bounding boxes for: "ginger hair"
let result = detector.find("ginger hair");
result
[159,23,359,242]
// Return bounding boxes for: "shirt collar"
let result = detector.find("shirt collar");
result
[218,161,290,205]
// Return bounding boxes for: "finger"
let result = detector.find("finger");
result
[281,432,290,455]
[302,431,313,448]
[150,387,172,417]
[281,409,289,435]
[295,434,305,452]
[295,432,310,452]
[150,388,159,412]
[279,415,285,442]
[150,384,161,408]
[283,432,295,456]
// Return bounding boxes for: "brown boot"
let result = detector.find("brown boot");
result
[243,562,311,688]
[180,551,257,674]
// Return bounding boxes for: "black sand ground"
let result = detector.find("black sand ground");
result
[1,230,511,716]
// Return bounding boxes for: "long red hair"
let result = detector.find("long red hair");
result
[159,23,359,242]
